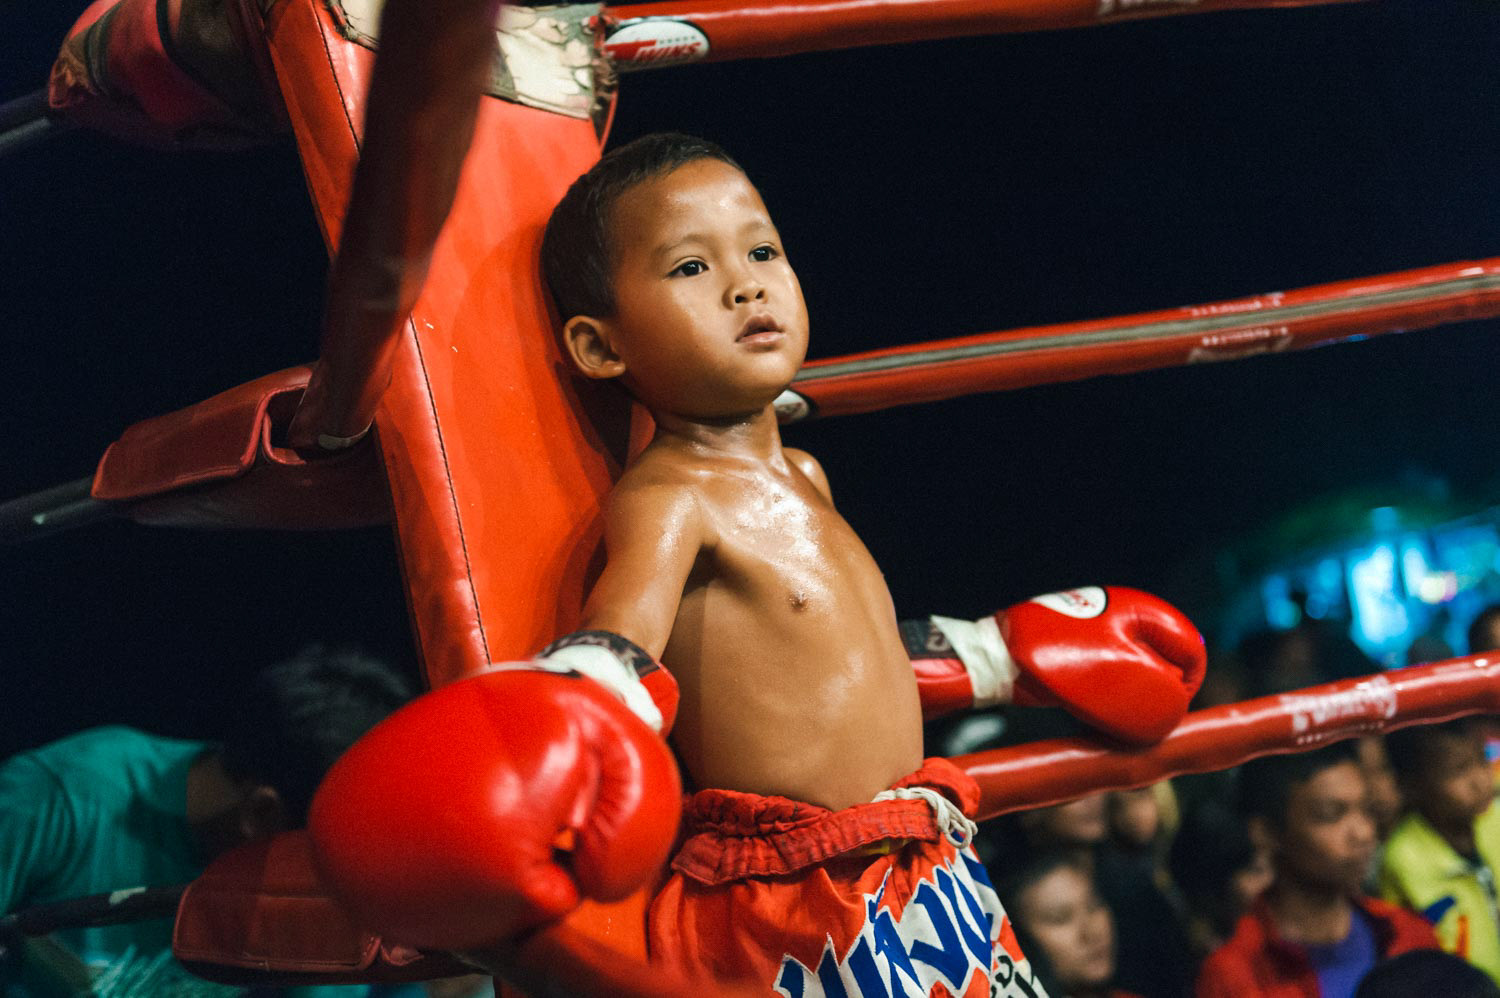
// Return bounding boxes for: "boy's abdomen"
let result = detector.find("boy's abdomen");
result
[667,581,925,810]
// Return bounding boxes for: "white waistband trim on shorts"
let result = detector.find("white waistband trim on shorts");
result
[870,786,978,848]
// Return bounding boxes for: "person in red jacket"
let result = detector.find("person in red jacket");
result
[1197,742,1436,998]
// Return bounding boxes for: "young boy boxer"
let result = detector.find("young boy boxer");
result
[310,133,1207,997]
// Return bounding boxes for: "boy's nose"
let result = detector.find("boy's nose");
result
[728,275,766,306]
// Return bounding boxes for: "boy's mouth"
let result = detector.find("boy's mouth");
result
[737,314,783,343]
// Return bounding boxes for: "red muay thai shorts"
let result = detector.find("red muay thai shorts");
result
[648,757,1048,997]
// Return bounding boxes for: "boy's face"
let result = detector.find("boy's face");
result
[576,158,809,419]
[1266,760,1377,895]
[1407,729,1493,829]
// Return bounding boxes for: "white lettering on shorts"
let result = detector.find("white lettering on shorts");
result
[772,850,1048,997]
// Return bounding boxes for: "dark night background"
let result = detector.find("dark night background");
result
[2,1,1498,759]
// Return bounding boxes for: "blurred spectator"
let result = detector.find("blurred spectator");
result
[1240,597,1377,702]
[1196,744,1436,998]
[1354,948,1500,998]
[1109,785,1174,856]
[1405,607,1456,667]
[1353,737,1403,842]
[1169,801,1273,962]
[975,705,1195,998]
[1464,604,1500,780]
[1463,604,1500,784]
[1468,605,1500,655]
[998,850,1141,998]
[1379,719,1500,985]
[1406,634,1456,667]
[991,790,1193,998]
[1287,589,1376,683]
[0,645,415,996]
[1109,783,1182,913]
[1241,628,1324,699]
[1192,651,1249,711]
[1018,792,1112,854]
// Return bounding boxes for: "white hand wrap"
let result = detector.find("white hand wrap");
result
[534,643,664,733]
[928,615,1018,708]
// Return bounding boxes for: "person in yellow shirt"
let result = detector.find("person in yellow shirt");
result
[1380,719,1500,984]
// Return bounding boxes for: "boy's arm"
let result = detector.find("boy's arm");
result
[577,481,706,658]
[521,479,706,734]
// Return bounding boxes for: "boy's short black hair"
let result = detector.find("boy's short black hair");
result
[1385,718,1479,783]
[541,132,743,321]
[1236,742,1361,829]
[219,644,415,824]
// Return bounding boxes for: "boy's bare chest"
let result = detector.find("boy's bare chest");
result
[697,477,884,599]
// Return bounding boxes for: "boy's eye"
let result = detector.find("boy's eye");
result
[669,260,706,277]
[749,245,779,262]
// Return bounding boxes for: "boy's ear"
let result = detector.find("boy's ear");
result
[563,315,627,380]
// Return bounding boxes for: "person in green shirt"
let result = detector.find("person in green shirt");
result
[0,646,415,996]
[1380,718,1500,985]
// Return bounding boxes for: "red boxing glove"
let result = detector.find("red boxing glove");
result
[908,586,1206,744]
[308,669,681,952]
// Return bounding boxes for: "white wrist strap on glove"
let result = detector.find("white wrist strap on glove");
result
[493,644,664,734]
[928,615,1018,708]
[539,644,665,734]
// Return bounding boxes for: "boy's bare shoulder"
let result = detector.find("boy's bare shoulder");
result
[784,447,832,502]
[603,443,710,530]
[615,440,707,493]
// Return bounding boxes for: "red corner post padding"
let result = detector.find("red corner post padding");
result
[175,831,764,996]
[90,367,389,530]
[174,831,469,985]
[49,0,285,148]
[258,0,642,688]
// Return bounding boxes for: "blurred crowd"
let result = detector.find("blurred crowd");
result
[4,603,1499,998]
[0,645,491,998]
[944,600,1500,998]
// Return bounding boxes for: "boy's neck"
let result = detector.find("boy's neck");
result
[1264,877,1353,946]
[652,404,785,461]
